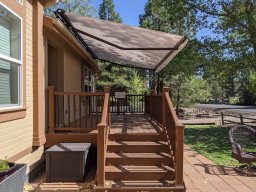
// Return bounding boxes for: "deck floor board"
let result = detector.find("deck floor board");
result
[111,114,163,134]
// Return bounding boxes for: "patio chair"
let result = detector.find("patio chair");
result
[229,125,256,173]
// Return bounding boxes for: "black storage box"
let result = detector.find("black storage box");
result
[46,143,91,182]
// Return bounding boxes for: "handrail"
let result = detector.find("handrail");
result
[97,87,111,186]
[164,91,182,126]
[162,88,184,187]
[55,92,105,96]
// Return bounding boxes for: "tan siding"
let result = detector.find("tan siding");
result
[64,49,83,92]
[0,0,44,173]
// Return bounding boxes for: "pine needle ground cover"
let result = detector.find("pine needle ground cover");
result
[184,125,239,166]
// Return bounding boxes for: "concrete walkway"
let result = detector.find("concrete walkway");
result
[184,145,256,192]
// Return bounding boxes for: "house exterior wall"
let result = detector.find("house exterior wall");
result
[45,29,85,124]
[64,48,83,92]
[0,0,47,174]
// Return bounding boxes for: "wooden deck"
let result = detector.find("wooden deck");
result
[111,114,163,134]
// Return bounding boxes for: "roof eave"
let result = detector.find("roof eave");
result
[43,16,101,74]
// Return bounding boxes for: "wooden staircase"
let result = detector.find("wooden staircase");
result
[95,133,184,192]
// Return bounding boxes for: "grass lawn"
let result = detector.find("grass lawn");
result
[184,125,239,166]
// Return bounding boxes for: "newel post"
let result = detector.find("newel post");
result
[175,124,185,186]
[97,123,106,186]
[104,87,111,127]
[48,86,55,133]
[97,87,110,186]
[162,87,169,127]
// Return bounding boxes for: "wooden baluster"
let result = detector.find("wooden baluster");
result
[62,95,65,127]
[84,96,87,128]
[79,96,82,128]
[68,95,70,127]
[90,96,93,128]
[56,95,59,128]
[74,95,76,127]
[48,86,55,133]
[96,96,98,125]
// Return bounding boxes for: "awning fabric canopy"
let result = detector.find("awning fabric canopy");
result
[55,10,188,72]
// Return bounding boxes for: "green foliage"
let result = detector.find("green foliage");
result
[168,75,211,108]
[248,71,256,93]
[0,160,10,172]
[127,71,147,94]
[229,97,240,105]
[96,62,148,93]
[44,0,96,17]
[96,62,131,92]
[185,125,239,166]
[99,0,122,23]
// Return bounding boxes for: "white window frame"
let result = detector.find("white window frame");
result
[16,0,23,5]
[0,2,23,111]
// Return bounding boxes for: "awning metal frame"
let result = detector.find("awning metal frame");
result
[54,9,187,71]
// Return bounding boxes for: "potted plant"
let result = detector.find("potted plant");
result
[0,160,16,177]
[0,159,26,192]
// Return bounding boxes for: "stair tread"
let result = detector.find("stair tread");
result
[108,141,168,146]
[105,165,174,173]
[106,152,172,158]
[105,180,175,187]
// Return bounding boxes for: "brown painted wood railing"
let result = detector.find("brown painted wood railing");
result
[145,88,185,187]
[48,86,105,133]
[145,94,162,124]
[162,88,184,186]
[97,87,111,186]
[109,94,145,114]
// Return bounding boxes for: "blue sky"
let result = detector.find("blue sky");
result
[90,0,147,26]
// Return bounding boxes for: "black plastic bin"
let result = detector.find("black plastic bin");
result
[46,143,91,182]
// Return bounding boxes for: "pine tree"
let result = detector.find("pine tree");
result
[97,0,141,93]
[99,0,122,23]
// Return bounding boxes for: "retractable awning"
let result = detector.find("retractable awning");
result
[55,9,188,72]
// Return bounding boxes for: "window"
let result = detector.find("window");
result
[84,66,93,92]
[16,0,23,5]
[0,3,22,109]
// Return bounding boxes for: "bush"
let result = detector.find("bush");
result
[228,97,239,105]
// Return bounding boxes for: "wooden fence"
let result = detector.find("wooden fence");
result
[221,112,256,126]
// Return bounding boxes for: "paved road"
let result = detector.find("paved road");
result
[196,104,256,115]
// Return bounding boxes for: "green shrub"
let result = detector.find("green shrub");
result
[229,97,239,105]
[0,160,10,172]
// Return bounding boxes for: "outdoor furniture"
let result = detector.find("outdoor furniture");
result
[229,125,256,173]
[46,143,91,182]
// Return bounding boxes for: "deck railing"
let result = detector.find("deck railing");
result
[109,94,145,114]
[145,88,185,187]
[97,87,111,186]
[48,86,105,133]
